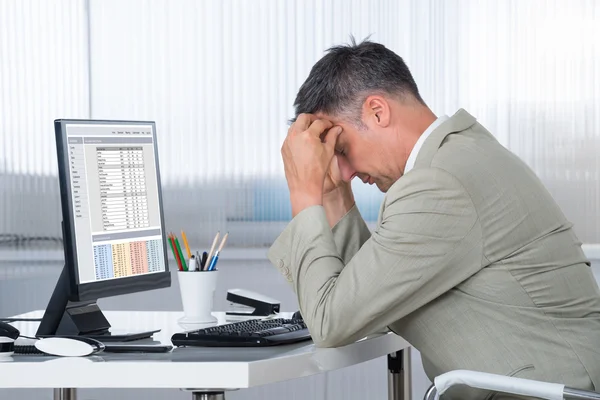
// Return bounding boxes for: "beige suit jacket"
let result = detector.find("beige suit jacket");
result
[268,109,600,399]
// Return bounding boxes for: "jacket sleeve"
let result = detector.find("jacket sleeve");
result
[331,204,372,264]
[267,168,483,348]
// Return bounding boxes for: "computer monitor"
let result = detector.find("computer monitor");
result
[36,119,171,341]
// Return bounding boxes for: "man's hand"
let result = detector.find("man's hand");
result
[323,155,356,227]
[281,114,342,217]
[324,154,348,195]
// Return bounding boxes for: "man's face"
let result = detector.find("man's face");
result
[316,112,399,193]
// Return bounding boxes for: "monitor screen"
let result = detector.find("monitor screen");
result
[64,122,166,284]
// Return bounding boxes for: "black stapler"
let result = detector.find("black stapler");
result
[226,289,280,317]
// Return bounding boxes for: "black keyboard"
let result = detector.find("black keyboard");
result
[14,345,46,355]
[171,318,311,347]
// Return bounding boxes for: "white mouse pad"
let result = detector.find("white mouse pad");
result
[35,338,95,357]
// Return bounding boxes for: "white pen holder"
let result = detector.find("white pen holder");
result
[177,270,218,325]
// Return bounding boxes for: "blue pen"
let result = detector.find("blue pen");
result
[207,251,219,271]
[208,232,228,271]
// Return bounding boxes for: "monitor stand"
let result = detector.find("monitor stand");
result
[36,264,159,342]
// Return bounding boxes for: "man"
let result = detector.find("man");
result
[267,38,600,399]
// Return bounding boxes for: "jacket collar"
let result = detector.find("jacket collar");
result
[413,108,477,169]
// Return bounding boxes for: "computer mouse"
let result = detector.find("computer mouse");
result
[0,336,15,357]
[0,322,19,357]
[34,337,105,357]
[292,310,303,320]
[0,321,20,340]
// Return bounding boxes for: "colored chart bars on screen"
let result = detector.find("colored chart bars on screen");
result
[92,239,163,280]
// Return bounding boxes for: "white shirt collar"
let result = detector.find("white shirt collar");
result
[404,115,449,174]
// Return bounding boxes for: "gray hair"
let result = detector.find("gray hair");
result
[292,36,424,127]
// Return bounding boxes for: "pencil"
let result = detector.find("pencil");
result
[169,234,183,271]
[181,230,192,259]
[170,232,181,270]
[206,231,220,271]
[167,234,179,269]
[174,236,188,271]
[216,232,229,253]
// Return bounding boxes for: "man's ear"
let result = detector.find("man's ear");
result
[363,95,391,128]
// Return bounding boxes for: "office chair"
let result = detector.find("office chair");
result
[423,370,600,400]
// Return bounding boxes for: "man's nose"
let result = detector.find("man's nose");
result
[338,157,356,182]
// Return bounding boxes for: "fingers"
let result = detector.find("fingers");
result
[293,113,317,132]
[323,126,342,154]
[284,113,340,159]
[305,119,334,139]
[290,114,333,138]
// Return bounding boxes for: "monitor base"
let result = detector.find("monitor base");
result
[78,329,160,342]
[36,263,160,342]
[39,329,160,342]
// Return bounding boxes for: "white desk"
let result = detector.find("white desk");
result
[1,310,411,400]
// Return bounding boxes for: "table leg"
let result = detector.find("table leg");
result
[54,388,77,400]
[192,392,225,400]
[388,348,412,400]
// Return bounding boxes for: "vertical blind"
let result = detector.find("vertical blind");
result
[0,0,598,248]
[88,0,401,247]
[0,0,89,241]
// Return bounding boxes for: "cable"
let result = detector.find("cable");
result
[0,319,42,340]
[17,334,38,340]
[0,318,42,322]
[0,320,40,342]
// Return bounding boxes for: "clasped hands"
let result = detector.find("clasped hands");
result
[281,114,351,218]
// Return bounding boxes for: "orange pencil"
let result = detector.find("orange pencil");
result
[181,230,192,259]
